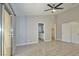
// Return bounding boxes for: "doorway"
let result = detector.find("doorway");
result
[38,23,45,42]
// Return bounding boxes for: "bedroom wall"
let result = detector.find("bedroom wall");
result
[16,15,55,46]
[56,5,79,40]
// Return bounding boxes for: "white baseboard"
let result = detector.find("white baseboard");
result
[16,41,38,46]
[56,39,61,40]
[44,39,51,42]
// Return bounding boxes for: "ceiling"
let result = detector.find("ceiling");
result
[11,3,79,16]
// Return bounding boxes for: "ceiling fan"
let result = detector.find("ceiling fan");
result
[44,3,64,13]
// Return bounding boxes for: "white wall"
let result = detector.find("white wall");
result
[16,15,55,46]
[56,5,79,40]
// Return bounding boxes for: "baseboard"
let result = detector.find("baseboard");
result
[44,39,51,42]
[16,41,38,46]
[56,39,61,41]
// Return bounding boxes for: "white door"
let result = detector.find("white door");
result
[62,22,79,44]
[62,23,71,42]
[72,22,79,44]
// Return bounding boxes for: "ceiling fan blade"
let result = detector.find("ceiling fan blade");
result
[55,8,64,9]
[44,9,53,11]
[55,3,63,8]
[47,4,53,8]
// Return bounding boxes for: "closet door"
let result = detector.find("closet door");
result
[62,23,71,42]
[72,22,79,44]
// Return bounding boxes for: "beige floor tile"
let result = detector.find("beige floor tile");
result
[15,40,79,56]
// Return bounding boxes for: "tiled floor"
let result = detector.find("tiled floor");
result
[15,40,79,56]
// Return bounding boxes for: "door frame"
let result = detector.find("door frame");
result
[37,22,45,42]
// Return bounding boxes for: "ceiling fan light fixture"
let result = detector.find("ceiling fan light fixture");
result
[52,8,56,12]
[45,3,64,13]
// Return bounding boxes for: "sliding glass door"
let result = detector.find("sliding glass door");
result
[0,4,2,56]
[0,16,2,56]
[0,3,16,56]
[2,4,16,56]
[3,6,11,56]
